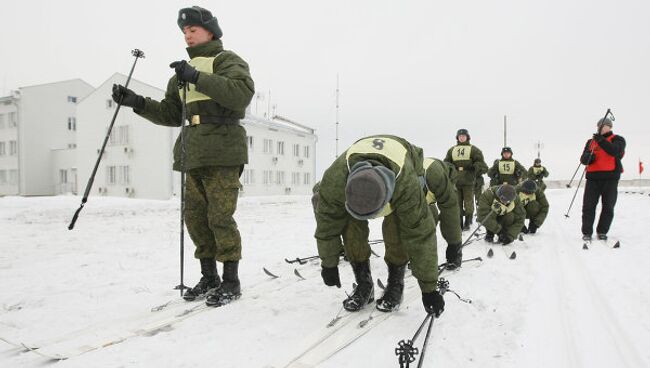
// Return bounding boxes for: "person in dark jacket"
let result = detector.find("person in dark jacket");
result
[580,117,625,241]
[112,6,255,307]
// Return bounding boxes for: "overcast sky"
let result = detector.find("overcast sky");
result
[2,0,649,180]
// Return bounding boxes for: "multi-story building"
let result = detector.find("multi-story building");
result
[0,79,94,196]
[1,76,316,199]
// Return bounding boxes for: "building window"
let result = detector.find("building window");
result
[246,136,254,151]
[107,166,117,185]
[276,171,285,186]
[109,125,130,146]
[303,173,311,185]
[59,169,68,184]
[277,141,285,155]
[242,169,255,185]
[8,112,17,127]
[304,146,310,158]
[106,99,114,109]
[263,170,273,185]
[263,139,273,154]
[0,170,6,184]
[67,96,77,103]
[119,166,130,185]
[0,142,5,156]
[9,141,17,155]
[292,172,300,185]
[8,170,18,185]
[293,144,300,157]
[67,117,77,131]
[0,114,4,129]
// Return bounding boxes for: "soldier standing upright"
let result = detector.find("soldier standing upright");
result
[488,147,527,186]
[444,129,488,231]
[111,6,254,307]
[315,135,445,316]
[528,158,549,191]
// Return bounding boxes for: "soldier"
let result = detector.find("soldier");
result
[580,117,626,241]
[444,129,488,231]
[474,174,485,208]
[423,158,463,269]
[315,135,445,316]
[111,6,254,307]
[477,184,526,245]
[488,147,527,186]
[516,180,549,234]
[528,158,549,192]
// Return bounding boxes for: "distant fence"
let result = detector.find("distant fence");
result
[545,179,650,189]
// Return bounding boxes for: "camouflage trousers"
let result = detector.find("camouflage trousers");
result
[185,166,242,261]
[456,184,475,216]
[524,202,545,227]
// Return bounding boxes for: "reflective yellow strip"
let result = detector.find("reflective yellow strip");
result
[423,158,436,204]
[533,167,543,175]
[423,157,435,170]
[184,55,219,104]
[346,137,407,177]
[498,160,515,175]
[426,191,437,205]
[451,145,472,162]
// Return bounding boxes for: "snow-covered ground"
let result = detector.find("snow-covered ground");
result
[1,188,649,367]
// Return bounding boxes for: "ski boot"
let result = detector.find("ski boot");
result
[521,225,529,234]
[597,233,607,240]
[206,261,241,307]
[376,263,405,312]
[582,234,592,241]
[183,258,220,301]
[462,215,473,231]
[528,222,538,234]
[485,230,495,243]
[343,260,374,312]
[445,243,463,270]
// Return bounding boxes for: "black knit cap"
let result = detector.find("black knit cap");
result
[178,6,223,39]
[345,161,395,220]
[456,128,470,141]
[521,180,537,194]
[496,184,516,204]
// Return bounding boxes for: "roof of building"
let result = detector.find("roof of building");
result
[243,113,315,136]
[18,78,94,91]
[78,73,165,104]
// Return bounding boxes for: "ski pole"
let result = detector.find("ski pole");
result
[460,211,494,250]
[565,162,582,188]
[175,82,189,295]
[565,109,614,218]
[68,49,145,230]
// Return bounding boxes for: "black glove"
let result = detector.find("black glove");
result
[498,232,513,245]
[528,222,538,234]
[321,266,341,288]
[170,60,200,84]
[112,84,145,110]
[592,133,606,143]
[422,290,445,316]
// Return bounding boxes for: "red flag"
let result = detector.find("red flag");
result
[640,160,645,174]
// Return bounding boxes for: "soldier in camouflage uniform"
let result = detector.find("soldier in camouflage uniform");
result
[444,129,488,231]
[527,158,549,192]
[477,184,526,245]
[488,147,527,186]
[112,6,254,307]
[315,135,445,316]
[423,158,463,269]
[516,180,549,234]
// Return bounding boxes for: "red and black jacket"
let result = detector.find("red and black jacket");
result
[580,131,626,180]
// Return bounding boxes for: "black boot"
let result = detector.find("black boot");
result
[183,258,220,301]
[376,263,405,312]
[343,261,374,312]
[206,261,241,307]
[445,243,463,270]
[485,230,495,243]
[463,216,473,231]
[528,221,538,234]
[521,225,529,234]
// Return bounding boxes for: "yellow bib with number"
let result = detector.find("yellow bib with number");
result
[518,192,536,206]
[493,199,516,215]
[346,137,407,177]
[498,160,515,175]
[533,167,544,175]
[184,54,222,104]
[451,145,472,162]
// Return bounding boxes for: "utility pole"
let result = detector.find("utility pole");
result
[503,115,507,147]
[335,74,340,158]
[535,140,543,159]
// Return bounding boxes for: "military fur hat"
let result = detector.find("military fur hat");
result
[496,184,516,204]
[521,180,537,194]
[456,128,470,141]
[501,146,513,155]
[178,6,223,39]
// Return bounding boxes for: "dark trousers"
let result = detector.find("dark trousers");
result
[581,179,619,235]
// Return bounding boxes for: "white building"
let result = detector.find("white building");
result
[0,79,94,196]
[76,73,174,200]
[1,75,316,199]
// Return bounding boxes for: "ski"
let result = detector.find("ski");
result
[263,267,280,279]
[294,268,306,280]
